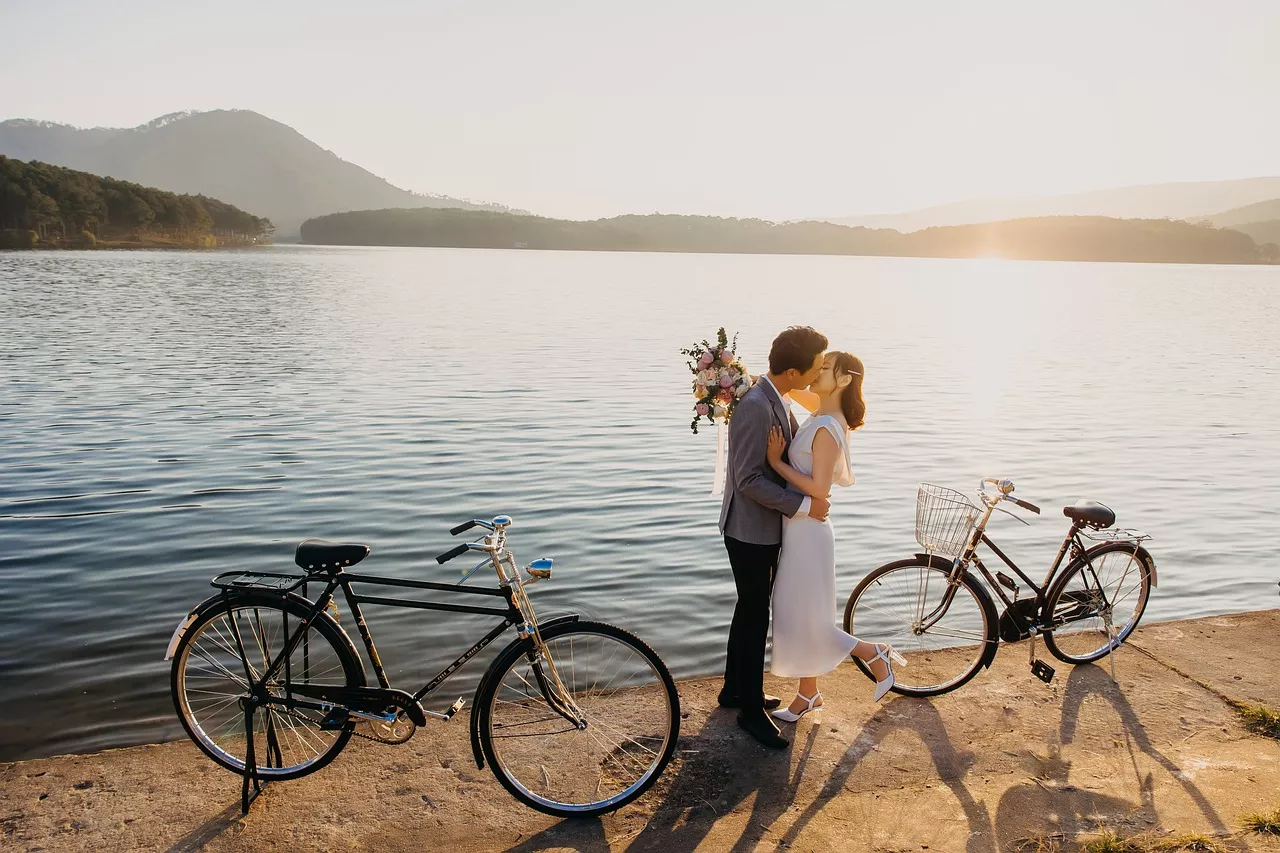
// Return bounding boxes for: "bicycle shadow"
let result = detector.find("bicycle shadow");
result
[164,800,245,852]
[773,697,997,853]
[503,709,819,853]
[991,662,1229,848]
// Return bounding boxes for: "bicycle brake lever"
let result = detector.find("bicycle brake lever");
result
[993,504,1031,526]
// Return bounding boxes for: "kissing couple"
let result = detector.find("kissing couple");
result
[718,325,904,749]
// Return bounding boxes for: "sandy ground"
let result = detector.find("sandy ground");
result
[3,610,1280,852]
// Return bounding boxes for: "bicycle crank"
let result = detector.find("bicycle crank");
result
[361,711,417,744]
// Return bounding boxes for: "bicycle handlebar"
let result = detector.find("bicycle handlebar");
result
[979,477,1040,514]
[435,543,470,564]
[1009,496,1041,514]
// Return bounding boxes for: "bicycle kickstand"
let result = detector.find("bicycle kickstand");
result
[239,698,265,814]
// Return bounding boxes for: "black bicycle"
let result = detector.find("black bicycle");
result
[165,515,680,817]
[843,478,1156,696]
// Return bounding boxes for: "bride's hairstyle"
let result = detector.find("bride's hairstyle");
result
[831,351,866,430]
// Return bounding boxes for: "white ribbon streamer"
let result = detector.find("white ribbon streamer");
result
[711,420,728,497]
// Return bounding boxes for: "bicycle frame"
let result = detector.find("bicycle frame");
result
[209,521,579,727]
[936,488,1111,638]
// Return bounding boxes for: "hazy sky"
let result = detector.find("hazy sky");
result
[3,1,1278,220]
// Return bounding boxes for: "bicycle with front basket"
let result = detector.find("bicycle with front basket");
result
[842,478,1156,696]
[165,515,680,817]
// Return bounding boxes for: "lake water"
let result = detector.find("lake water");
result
[1,246,1278,761]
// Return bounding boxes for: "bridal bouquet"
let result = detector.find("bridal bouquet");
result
[681,328,752,434]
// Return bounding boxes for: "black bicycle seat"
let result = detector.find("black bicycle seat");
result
[1063,500,1115,529]
[294,539,370,571]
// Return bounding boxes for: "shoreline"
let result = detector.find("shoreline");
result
[3,609,1279,851]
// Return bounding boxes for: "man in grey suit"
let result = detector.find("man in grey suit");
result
[719,326,829,749]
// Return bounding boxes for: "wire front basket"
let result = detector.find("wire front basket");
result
[915,483,981,557]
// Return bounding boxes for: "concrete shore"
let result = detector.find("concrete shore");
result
[3,610,1280,852]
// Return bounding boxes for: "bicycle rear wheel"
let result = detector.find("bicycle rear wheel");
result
[171,592,364,780]
[1043,542,1153,664]
[477,620,680,818]
[843,557,998,697]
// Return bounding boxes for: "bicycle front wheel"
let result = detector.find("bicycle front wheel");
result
[843,557,998,697]
[171,592,364,780]
[1043,542,1153,664]
[477,620,680,818]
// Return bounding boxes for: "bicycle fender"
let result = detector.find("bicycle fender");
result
[163,589,361,671]
[1139,546,1157,588]
[469,614,581,770]
[164,592,231,660]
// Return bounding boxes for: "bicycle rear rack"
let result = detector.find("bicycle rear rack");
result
[1079,527,1151,544]
[212,571,310,594]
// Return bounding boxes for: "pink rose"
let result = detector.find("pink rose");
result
[719,374,734,388]
[717,389,733,404]
[698,352,714,368]
[695,403,710,416]
[720,350,734,364]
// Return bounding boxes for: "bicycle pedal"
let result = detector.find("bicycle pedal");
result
[442,698,465,721]
[1031,659,1056,684]
[318,707,348,730]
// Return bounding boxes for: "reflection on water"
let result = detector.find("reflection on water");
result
[1,247,1278,760]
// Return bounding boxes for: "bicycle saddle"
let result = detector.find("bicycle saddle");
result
[294,539,370,571]
[1062,500,1115,529]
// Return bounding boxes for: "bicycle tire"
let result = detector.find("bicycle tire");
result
[476,619,680,818]
[843,556,999,697]
[1042,542,1153,665]
[171,591,365,780]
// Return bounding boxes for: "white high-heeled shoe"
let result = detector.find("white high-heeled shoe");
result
[871,643,907,702]
[771,691,822,723]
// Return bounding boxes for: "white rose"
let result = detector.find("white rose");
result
[735,382,749,398]
[713,404,727,418]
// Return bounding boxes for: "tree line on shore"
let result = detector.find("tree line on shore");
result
[0,156,273,248]
[300,207,1280,265]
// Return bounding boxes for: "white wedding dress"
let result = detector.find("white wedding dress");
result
[770,413,859,678]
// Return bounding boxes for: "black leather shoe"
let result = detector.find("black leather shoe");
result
[736,712,789,749]
[717,691,782,710]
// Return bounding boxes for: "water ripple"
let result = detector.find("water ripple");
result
[0,247,1278,761]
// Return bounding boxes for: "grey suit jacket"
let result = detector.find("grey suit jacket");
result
[718,381,805,545]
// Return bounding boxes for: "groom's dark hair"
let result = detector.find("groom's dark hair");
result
[768,326,829,375]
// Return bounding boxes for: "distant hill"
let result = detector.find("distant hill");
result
[1227,220,1280,248]
[1195,199,1280,251]
[1198,197,1280,227]
[301,208,1276,265]
[822,177,1280,233]
[0,110,517,236]
[0,155,271,248]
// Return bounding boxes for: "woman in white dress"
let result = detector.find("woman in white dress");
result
[765,351,905,722]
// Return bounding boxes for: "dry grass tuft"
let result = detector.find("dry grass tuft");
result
[1232,702,1280,739]
[1081,829,1234,852]
[1011,833,1064,852]
[1240,807,1280,835]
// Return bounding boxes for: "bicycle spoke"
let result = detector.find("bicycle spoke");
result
[175,600,356,779]
[485,626,674,814]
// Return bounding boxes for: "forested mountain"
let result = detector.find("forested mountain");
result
[0,110,515,237]
[301,208,1278,265]
[823,177,1280,233]
[0,156,272,248]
